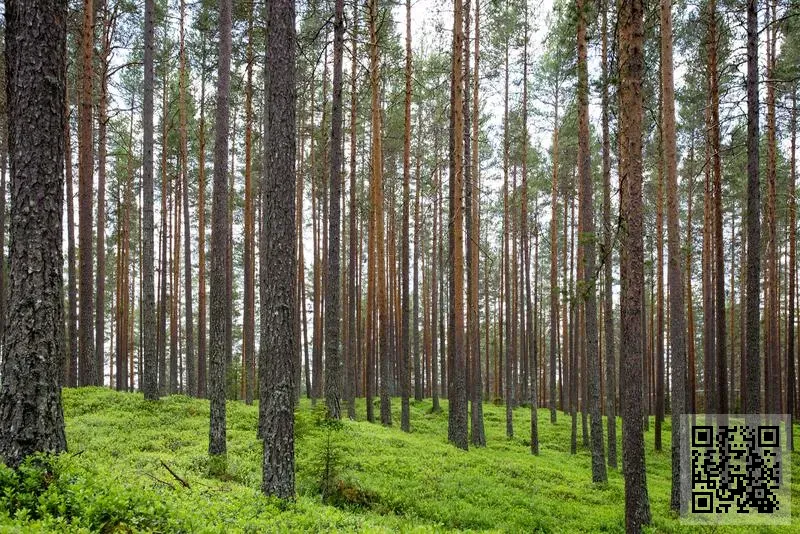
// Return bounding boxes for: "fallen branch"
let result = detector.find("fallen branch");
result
[142,471,175,490]
[160,460,191,489]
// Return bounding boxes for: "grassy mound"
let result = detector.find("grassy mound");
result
[0,387,796,532]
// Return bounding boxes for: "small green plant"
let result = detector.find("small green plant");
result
[309,404,346,503]
[208,453,228,478]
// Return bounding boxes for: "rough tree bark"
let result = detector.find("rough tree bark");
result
[601,0,616,469]
[577,0,606,483]
[197,31,208,399]
[260,0,297,499]
[242,2,255,405]
[660,0,687,511]
[744,0,760,416]
[180,0,195,397]
[141,0,158,401]
[447,0,468,450]
[709,0,727,415]
[399,0,412,431]
[324,0,345,420]
[470,0,486,447]
[78,0,96,387]
[347,5,359,419]
[619,0,651,529]
[0,0,68,466]
[209,0,232,456]
[65,87,79,387]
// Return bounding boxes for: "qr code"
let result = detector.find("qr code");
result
[680,415,791,525]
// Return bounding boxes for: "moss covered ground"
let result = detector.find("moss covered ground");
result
[0,387,797,532]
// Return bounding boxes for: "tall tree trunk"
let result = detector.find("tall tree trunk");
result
[347,5,359,419]
[116,104,135,392]
[324,0,345,420]
[398,0,413,432]
[619,0,651,529]
[368,0,391,426]
[447,0,468,450]
[549,99,560,424]
[601,0,616,468]
[260,0,297,498]
[521,4,536,453]
[661,0,687,511]
[413,119,422,403]
[157,30,169,396]
[788,90,797,447]
[469,0,486,447]
[180,0,195,398]
[78,0,96,387]
[0,0,68,466]
[241,4,255,405]
[765,0,779,415]
[577,0,606,482]
[431,151,440,413]
[686,137,696,413]
[141,0,158,401]
[744,0,761,415]
[209,0,232,456]
[655,96,664,452]
[197,32,208,399]
[702,81,715,413]
[170,126,181,393]
[709,0,727,415]
[66,87,79,387]
[503,25,513,438]
[96,0,113,386]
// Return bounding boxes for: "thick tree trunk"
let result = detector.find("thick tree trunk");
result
[0,0,68,466]
[260,0,297,498]
[744,0,760,415]
[709,0,727,415]
[141,0,158,401]
[619,0,651,529]
[78,0,95,387]
[367,0,392,426]
[577,0,606,483]
[469,0,485,447]
[765,0,779,415]
[661,0,687,511]
[324,0,345,420]
[209,0,232,456]
[447,0,468,450]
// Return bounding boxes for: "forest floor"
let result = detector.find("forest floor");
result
[0,388,797,532]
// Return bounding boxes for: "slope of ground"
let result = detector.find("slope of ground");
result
[0,388,797,532]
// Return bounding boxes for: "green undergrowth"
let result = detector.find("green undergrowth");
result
[0,387,797,532]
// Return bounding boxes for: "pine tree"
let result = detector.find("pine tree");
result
[209,0,232,457]
[141,0,158,401]
[324,0,345,420]
[0,0,68,466]
[260,0,297,499]
[619,0,651,528]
